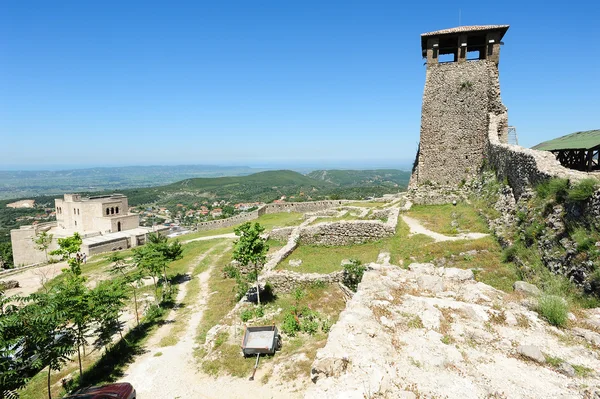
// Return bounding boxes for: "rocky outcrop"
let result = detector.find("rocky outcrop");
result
[306,262,600,398]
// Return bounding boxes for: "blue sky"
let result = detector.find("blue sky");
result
[1,0,599,170]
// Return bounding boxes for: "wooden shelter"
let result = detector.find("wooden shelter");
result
[533,130,600,172]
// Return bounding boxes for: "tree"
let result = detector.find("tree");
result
[49,233,83,275]
[109,253,142,326]
[0,242,14,269]
[21,293,75,399]
[33,231,53,263]
[133,246,166,299]
[232,222,269,305]
[145,233,183,296]
[54,272,91,377]
[90,279,127,353]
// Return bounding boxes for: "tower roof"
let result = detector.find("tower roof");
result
[421,25,509,53]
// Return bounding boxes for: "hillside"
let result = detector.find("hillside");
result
[307,169,411,188]
[120,170,334,206]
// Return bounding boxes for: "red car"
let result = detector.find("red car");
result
[63,382,136,399]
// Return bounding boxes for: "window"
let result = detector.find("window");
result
[74,209,77,215]
[116,206,119,214]
[117,221,121,232]
[77,209,80,215]
[74,220,77,226]
[111,207,114,215]
[106,208,110,215]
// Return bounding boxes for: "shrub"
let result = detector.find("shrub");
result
[281,313,300,336]
[301,318,320,335]
[536,178,569,201]
[321,318,333,333]
[571,226,596,252]
[144,304,164,323]
[537,295,569,327]
[254,305,264,318]
[240,309,254,322]
[223,264,240,279]
[343,259,366,292]
[501,245,518,263]
[568,178,599,203]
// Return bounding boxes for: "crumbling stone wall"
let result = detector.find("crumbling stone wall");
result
[412,60,499,187]
[263,200,347,214]
[259,269,344,294]
[298,209,399,246]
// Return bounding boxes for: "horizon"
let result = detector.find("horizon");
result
[2,1,599,169]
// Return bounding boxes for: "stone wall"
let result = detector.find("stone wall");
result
[268,227,295,241]
[259,269,344,294]
[10,222,60,267]
[412,60,498,187]
[195,208,264,231]
[263,201,347,214]
[298,208,399,246]
[194,201,344,232]
[83,237,130,256]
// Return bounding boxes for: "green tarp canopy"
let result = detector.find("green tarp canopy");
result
[533,129,600,151]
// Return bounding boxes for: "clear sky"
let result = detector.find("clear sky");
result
[1,0,599,170]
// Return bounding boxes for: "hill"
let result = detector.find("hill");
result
[307,169,411,187]
[120,170,334,206]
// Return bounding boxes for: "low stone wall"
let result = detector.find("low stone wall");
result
[263,201,347,214]
[298,209,398,246]
[259,269,344,294]
[268,227,295,241]
[408,185,468,205]
[195,208,263,232]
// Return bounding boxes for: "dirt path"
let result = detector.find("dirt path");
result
[183,233,237,244]
[119,244,303,399]
[401,215,489,242]
[1,261,68,297]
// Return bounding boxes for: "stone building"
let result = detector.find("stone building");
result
[11,193,167,267]
[410,25,510,187]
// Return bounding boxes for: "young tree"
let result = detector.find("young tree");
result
[23,293,75,399]
[49,233,83,275]
[33,231,54,263]
[54,272,91,377]
[109,253,142,326]
[133,246,166,299]
[90,279,127,352]
[232,222,269,305]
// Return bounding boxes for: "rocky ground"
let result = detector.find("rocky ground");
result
[307,259,600,399]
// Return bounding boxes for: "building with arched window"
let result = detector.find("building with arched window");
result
[10,193,168,266]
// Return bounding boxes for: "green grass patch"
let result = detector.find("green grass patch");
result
[266,238,286,254]
[280,241,385,274]
[406,203,489,235]
[537,295,569,327]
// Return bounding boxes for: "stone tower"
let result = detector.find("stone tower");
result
[410,25,509,187]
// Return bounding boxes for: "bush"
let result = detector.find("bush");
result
[536,178,569,201]
[568,178,599,203]
[281,313,300,336]
[240,309,254,322]
[223,264,240,279]
[343,259,366,292]
[537,295,569,327]
[321,318,333,333]
[254,305,264,318]
[144,304,164,323]
[301,318,319,335]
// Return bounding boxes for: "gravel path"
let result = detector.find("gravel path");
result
[401,215,489,242]
[182,233,237,244]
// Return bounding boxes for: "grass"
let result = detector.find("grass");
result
[406,203,489,235]
[195,248,238,345]
[266,238,286,254]
[158,240,231,347]
[537,295,569,327]
[280,240,385,274]
[200,283,346,380]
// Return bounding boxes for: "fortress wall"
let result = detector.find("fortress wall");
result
[194,201,345,232]
[259,270,344,294]
[84,237,130,256]
[263,201,346,214]
[195,208,262,232]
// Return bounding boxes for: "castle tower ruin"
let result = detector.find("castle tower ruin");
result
[410,25,509,187]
